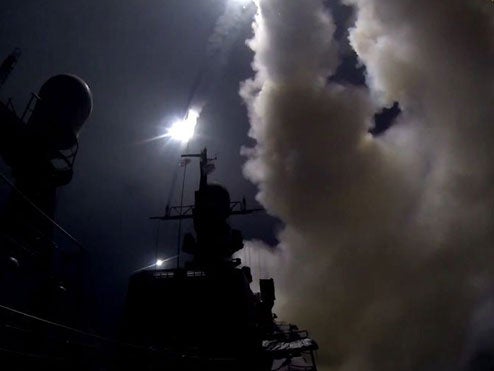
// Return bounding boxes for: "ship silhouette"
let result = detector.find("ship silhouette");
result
[0,49,318,370]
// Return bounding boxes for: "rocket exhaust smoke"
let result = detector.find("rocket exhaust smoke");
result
[143,1,255,145]
[241,0,494,370]
[186,0,257,111]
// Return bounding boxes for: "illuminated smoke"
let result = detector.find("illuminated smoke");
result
[147,1,256,145]
[207,0,256,65]
[185,0,257,111]
[241,0,494,370]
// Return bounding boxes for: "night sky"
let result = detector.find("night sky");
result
[0,0,300,333]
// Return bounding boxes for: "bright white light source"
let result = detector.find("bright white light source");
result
[167,109,199,143]
[132,255,178,273]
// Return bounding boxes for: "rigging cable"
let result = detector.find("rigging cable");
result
[176,141,191,269]
[154,151,181,267]
[0,171,83,249]
[0,302,211,359]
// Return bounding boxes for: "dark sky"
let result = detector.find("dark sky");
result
[0,0,280,332]
[0,0,374,334]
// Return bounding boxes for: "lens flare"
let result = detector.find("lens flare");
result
[167,109,199,143]
[132,255,178,273]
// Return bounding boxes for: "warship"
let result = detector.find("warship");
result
[0,49,318,370]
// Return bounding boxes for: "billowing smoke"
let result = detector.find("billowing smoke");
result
[241,0,494,370]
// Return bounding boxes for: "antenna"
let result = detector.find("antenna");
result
[150,147,264,270]
[0,48,21,90]
[150,148,262,222]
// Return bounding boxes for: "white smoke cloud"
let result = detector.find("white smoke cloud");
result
[241,0,494,370]
[184,0,257,111]
[207,0,257,66]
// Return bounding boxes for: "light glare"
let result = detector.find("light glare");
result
[167,109,199,143]
[156,259,164,267]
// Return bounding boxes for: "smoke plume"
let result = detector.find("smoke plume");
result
[241,0,494,370]
[207,0,257,65]
[187,0,257,110]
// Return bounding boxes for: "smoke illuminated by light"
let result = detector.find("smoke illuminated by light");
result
[167,109,199,143]
[241,0,494,370]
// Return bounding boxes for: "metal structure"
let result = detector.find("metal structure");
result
[0,50,92,332]
[123,148,318,370]
[0,48,317,370]
[0,48,21,89]
[150,149,264,220]
[0,69,92,259]
[151,197,263,221]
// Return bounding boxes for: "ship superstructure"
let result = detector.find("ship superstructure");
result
[0,48,318,370]
[0,50,94,369]
[122,148,319,370]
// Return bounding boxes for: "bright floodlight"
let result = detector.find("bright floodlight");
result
[167,109,199,143]
[156,259,164,267]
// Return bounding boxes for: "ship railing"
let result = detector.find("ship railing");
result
[0,301,158,368]
[0,300,247,369]
[262,322,319,371]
